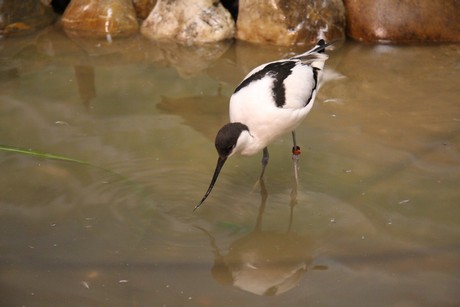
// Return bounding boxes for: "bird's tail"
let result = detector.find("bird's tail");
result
[293,39,336,59]
[292,39,336,70]
[311,39,337,54]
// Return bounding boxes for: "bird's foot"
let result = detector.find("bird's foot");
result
[292,145,301,156]
[292,145,301,160]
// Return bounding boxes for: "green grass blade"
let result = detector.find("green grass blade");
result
[0,144,90,165]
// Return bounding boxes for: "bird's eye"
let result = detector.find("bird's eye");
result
[224,144,235,154]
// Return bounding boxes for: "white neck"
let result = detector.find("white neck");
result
[232,130,265,156]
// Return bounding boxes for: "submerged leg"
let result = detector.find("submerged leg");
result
[252,147,269,192]
[287,177,298,232]
[254,178,268,232]
[259,147,269,179]
[291,131,301,182]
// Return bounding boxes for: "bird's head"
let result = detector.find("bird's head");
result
[194,123,249,211]
[215,122,250,159]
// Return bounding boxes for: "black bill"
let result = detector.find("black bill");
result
[194,156,227,211]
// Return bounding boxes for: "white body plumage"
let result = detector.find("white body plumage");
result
[229,47,328,156]
[195,40,333,211]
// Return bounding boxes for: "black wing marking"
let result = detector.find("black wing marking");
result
[234,61,297,108]
[305,67,320,106]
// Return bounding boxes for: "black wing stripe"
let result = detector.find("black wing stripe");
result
[305,67,320,106]
[234,61,297,108]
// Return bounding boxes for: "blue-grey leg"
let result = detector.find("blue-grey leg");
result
[259,147,269,179]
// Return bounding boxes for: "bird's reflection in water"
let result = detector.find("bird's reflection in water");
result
[198,180,327,296]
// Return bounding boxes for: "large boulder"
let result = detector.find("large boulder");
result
[141,0,235,44]
[0,0,56,37]
[344,0,460,42]
[61,0,139,38]
[236,0,345,46]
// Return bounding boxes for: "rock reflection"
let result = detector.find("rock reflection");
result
[198,180,326,296]
[2,27,233,109]
[150,40,232,78]
[74,65,96,108]
[64,32,232,77]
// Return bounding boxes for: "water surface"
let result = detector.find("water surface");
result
[1,28,459,306]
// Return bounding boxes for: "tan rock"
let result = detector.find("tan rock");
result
[236,0,345,46]
[61,0,139,38]
[141,0,235,44]
[0,0,56,37]
[344,0,460,42]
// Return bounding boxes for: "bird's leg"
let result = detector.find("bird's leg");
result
[254,177,268,232]
[259,147,269,179]
[252,147,269,192]
[291,131,301,182]
[287,177,298,232]
[289,134,299,231]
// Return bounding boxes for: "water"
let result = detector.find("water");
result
[1,27,459,306]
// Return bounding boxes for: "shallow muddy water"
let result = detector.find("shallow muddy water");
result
[1,27,459,306]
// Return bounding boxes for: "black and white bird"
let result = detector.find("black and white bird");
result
[195,39,334,211]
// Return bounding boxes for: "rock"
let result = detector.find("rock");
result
[141,0,235,44]
[236,0,345,46]
[132,0,157,19]
[0,0,56,37]
[344,0,460,43]
[61,0,139,38]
